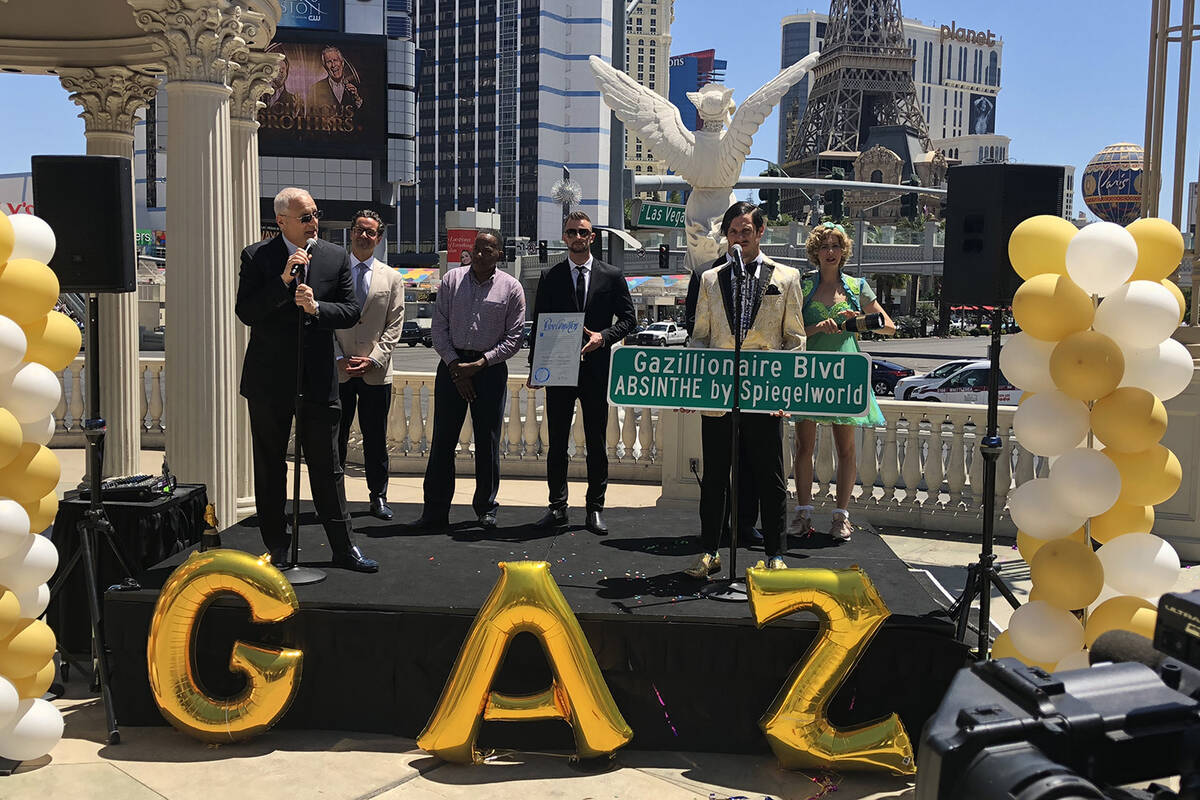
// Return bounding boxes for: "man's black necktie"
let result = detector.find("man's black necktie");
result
[575,266,586,310]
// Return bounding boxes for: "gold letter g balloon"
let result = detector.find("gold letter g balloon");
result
[146,550,303,742]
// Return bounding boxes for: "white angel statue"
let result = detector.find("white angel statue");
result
[589,52,820,270]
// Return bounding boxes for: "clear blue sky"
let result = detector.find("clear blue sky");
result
[1,1,1196,221]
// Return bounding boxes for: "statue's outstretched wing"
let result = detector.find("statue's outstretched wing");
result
[589,55,695,174]
[721,52,820,179]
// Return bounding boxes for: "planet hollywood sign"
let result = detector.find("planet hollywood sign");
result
[939,21,998,48]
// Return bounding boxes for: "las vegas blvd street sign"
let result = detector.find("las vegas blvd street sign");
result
[631,200,686,229]
[608,346,871,416]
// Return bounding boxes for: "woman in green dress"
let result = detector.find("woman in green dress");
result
[791,222,895,542]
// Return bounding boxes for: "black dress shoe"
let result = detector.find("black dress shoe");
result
[533,507,568,528]
[585,510,608,535]
[406,513,449,532]
[269,547,293,570]
[369,496,394,521]
[478,510,497,529]
[333,545,379,573]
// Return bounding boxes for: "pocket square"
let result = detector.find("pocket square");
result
[764,284,782,296]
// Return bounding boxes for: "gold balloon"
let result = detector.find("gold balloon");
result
[0,212,13,264]
[1091,387,1167,454]
[746,565,915,776]
[1089,502,1154,545]
[146,549,303,743]
[0,259,59,326]
[1029,539,1105,610]
[1008,214,1076,279]
[20,491,58,534]
[990,631,1056,670]
[0,588,21,640]
[1104,444,1182,506]
[21,311,81,372]
[418,561,632,763]
[9,658,56,699]
[1084,595,1156,647]
[0,443,60,505]
[1049,331,1124,402]
[1018,526,1087,563]
[0,618,56,678]
[1012,273,1094,342]
[0,408,20,472]
[1127,217,1184,282]
[1162,279,1187,324]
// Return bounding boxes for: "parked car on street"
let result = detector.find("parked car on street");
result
[420,326,434,347]
[894,358,980,400]
[870,358,915,396]
[908,360,1024,405]
[400,321,424,347]
[630,321,688,346]
[624,322,648,345]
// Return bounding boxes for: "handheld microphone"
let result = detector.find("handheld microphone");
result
[291,238,318,278]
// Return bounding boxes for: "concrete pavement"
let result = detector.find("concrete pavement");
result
[6,447,1193,799]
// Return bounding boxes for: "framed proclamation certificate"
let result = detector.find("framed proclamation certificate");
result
[529,313,585,387]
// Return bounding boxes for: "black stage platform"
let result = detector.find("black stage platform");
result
[104,502,967,754]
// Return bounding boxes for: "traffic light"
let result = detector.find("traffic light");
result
[824,188,844,221]
[760,187,780,219]
[658,243,670,270]
[538,240,548,262]
[901,192,918,220]
[504,242,517,263]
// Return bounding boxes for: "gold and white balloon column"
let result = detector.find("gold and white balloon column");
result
[0,211,79,760]
[994,214,1191,670]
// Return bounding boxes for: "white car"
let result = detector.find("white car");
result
[895,358,980,400]
[909,360,1025,405]
[630,321,688,346]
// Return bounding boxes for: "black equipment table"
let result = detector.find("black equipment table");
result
[46,483,208,654]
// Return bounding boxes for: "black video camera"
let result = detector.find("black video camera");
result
[917,591,1200,800]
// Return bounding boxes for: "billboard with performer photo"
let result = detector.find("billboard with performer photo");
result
[968,93,996,135]
[258,35,386,159]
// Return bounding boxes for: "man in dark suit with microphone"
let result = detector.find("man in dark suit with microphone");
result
[235,187,378,572]
[529,211,636,534]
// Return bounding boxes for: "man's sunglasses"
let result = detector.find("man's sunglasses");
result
[564,228,593,237]
[285,210,324,224]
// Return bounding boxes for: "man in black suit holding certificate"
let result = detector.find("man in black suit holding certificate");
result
[528,211,635,534]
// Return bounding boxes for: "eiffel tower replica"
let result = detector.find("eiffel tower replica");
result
[785,0,932,176]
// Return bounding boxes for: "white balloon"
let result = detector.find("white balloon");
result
[1000,332,1057,393]
[18,414,55,447]
[1013,391,1091,456]
[1008,601,1085,664]
[1007,478,1087,539]
[1055,650,1092,672]
[13,583,49,620]
[1065,221,1137,296]
[1119,337,1195,401]
[0,534,58,594]
[0,500,31,560]
[0,362,60,424]
[0,699,63,761]
[1097,533,1181,599]
[6,214,57,264]
[0,316,26,374]
[0,677,17,728]
[1093,281,1182,349]
[1049,447,1122,519]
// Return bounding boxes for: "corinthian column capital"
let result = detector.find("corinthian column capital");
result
[229,49,284,122]
[58,67,161,134]
[128,0,245,84]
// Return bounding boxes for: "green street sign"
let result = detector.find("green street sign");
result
[136,229,154,247]
[632,200,686,229]
[608,346,871,416]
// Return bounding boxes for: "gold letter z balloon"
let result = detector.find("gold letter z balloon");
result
[746,565,915,775]
[146,550,303,743]
[417,561,632,763]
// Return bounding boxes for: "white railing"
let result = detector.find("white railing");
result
[53,358,1041,531]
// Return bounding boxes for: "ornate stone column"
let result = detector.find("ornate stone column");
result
[58,67,161,478]
[131,0,245,526]
[228,50,280,519]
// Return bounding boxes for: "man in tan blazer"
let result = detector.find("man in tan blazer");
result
[336,209,405,520]
[685,201,805,578]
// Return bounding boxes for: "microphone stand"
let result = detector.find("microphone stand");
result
[704,248,748,603]
[282,260,326,586]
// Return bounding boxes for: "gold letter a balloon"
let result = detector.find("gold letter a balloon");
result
[146,550,303,743]
[746,566,915,775]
